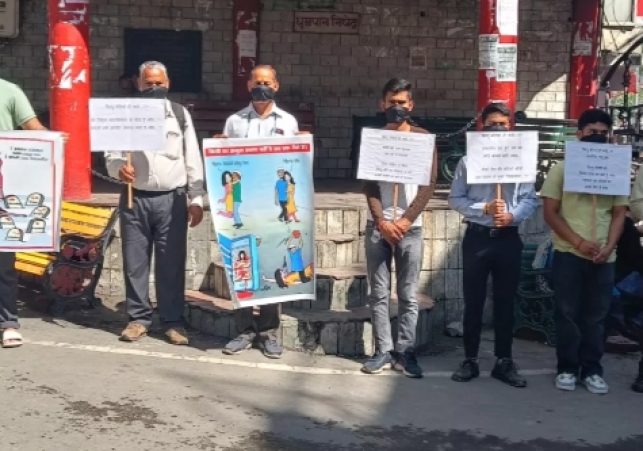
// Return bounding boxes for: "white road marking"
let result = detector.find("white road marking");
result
[24,340,557,377]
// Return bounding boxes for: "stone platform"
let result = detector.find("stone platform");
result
[56,177,550,356]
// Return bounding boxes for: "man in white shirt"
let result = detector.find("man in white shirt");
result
[105,61,205,346]
[213,65,303,359]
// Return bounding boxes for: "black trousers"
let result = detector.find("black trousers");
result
[120,188,188,329]
[234,304,280,341]
[462,225,523,359]
[552,251,613,378]
[278,201,288,220]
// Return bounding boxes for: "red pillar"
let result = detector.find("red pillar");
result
[232,0,260,101]
[477,0,519,128]
[568,0,601,119]
[49,23,91,201]
[48,0,91,200]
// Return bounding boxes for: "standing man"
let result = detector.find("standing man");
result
[105,61,205,345]
[275,168,289,222]
[361,78,438,378]
[626,164,643,394]
[214,65,303,359]
[0,77,54,348]
[541,109,627,394]
[448,102,538,388]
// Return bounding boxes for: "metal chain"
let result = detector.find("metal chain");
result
[435,109,486,139]
[91,169,126,185]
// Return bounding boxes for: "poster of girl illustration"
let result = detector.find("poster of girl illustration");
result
[233,249,253,299]
[284,171,300,223]
[203,134,315,308]
[217,171,234,218]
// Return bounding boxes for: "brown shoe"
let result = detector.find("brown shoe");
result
[165,327,189,345]
[120,322,148,342]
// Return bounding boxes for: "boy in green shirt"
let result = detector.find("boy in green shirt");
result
[0,77,49,348]
[541,109,628,394]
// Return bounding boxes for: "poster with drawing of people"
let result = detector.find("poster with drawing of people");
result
[0,131,64,252]
[203,135,315,308]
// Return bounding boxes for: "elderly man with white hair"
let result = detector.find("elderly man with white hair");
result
[105,61,205,345]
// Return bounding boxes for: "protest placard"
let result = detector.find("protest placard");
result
[0,131,65,252]
[202,136,316,309]
[466,131,539,184]
[563,141,632,196]
[357,128,435,185]
[89,98,166,152]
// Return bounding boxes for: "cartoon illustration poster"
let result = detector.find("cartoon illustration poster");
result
[203,136,316,308]
[0,131,64,252]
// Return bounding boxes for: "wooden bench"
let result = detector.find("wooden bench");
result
[185,100,315,141]
[350,114,474,182]
[513,243,556,346]
[15,201,119,316]
[515,116,577,191]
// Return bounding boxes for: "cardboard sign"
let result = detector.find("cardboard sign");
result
[357,128,435,185]
[563,141,632,196]
[466,131,539,184]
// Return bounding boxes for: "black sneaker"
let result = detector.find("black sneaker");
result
[393,351,423,378]
[491,359,527,388]
[452,359,480,382]
[633,362,643,393]
[361,350,393,374]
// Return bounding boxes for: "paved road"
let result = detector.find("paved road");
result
[1,307,641,451]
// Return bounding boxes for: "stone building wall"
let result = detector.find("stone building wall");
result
[0,0,572,178]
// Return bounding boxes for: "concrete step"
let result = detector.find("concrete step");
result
[315,233,363,268]
[212,261,430,313]
[184,290,435,357]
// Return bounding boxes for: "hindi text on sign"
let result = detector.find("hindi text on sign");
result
[293,12,359,34]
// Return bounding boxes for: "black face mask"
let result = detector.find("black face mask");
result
[385,105,411,124]
[482,124,509,131]
[251,85,276,102]
[140,86,169,99]
[580,134,609,144]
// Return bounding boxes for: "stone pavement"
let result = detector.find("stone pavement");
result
[2,298,641,451]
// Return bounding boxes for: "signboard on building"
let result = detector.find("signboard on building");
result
[409,47,427,70]
[293,12,359,34]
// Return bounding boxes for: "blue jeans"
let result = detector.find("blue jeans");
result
[233,202,242,224]
[365,224,423,353]
[552,251,614,378]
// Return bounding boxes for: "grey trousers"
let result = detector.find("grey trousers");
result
[365,223,423,354]
[0,252,19,330]
[120,187,188,329]
[234,304,280,341]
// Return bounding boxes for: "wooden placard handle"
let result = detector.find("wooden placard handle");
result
[393,183,399,221]
[591,194,597,242]
[127,152,133,210]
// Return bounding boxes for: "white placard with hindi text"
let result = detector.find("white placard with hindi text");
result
[89,98,166,152]
[466,131,539,184]
[357,128,435,185]
[563,141,632,196]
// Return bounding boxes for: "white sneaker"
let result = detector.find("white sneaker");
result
[555,373,577,391]
[581,375,609,394]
